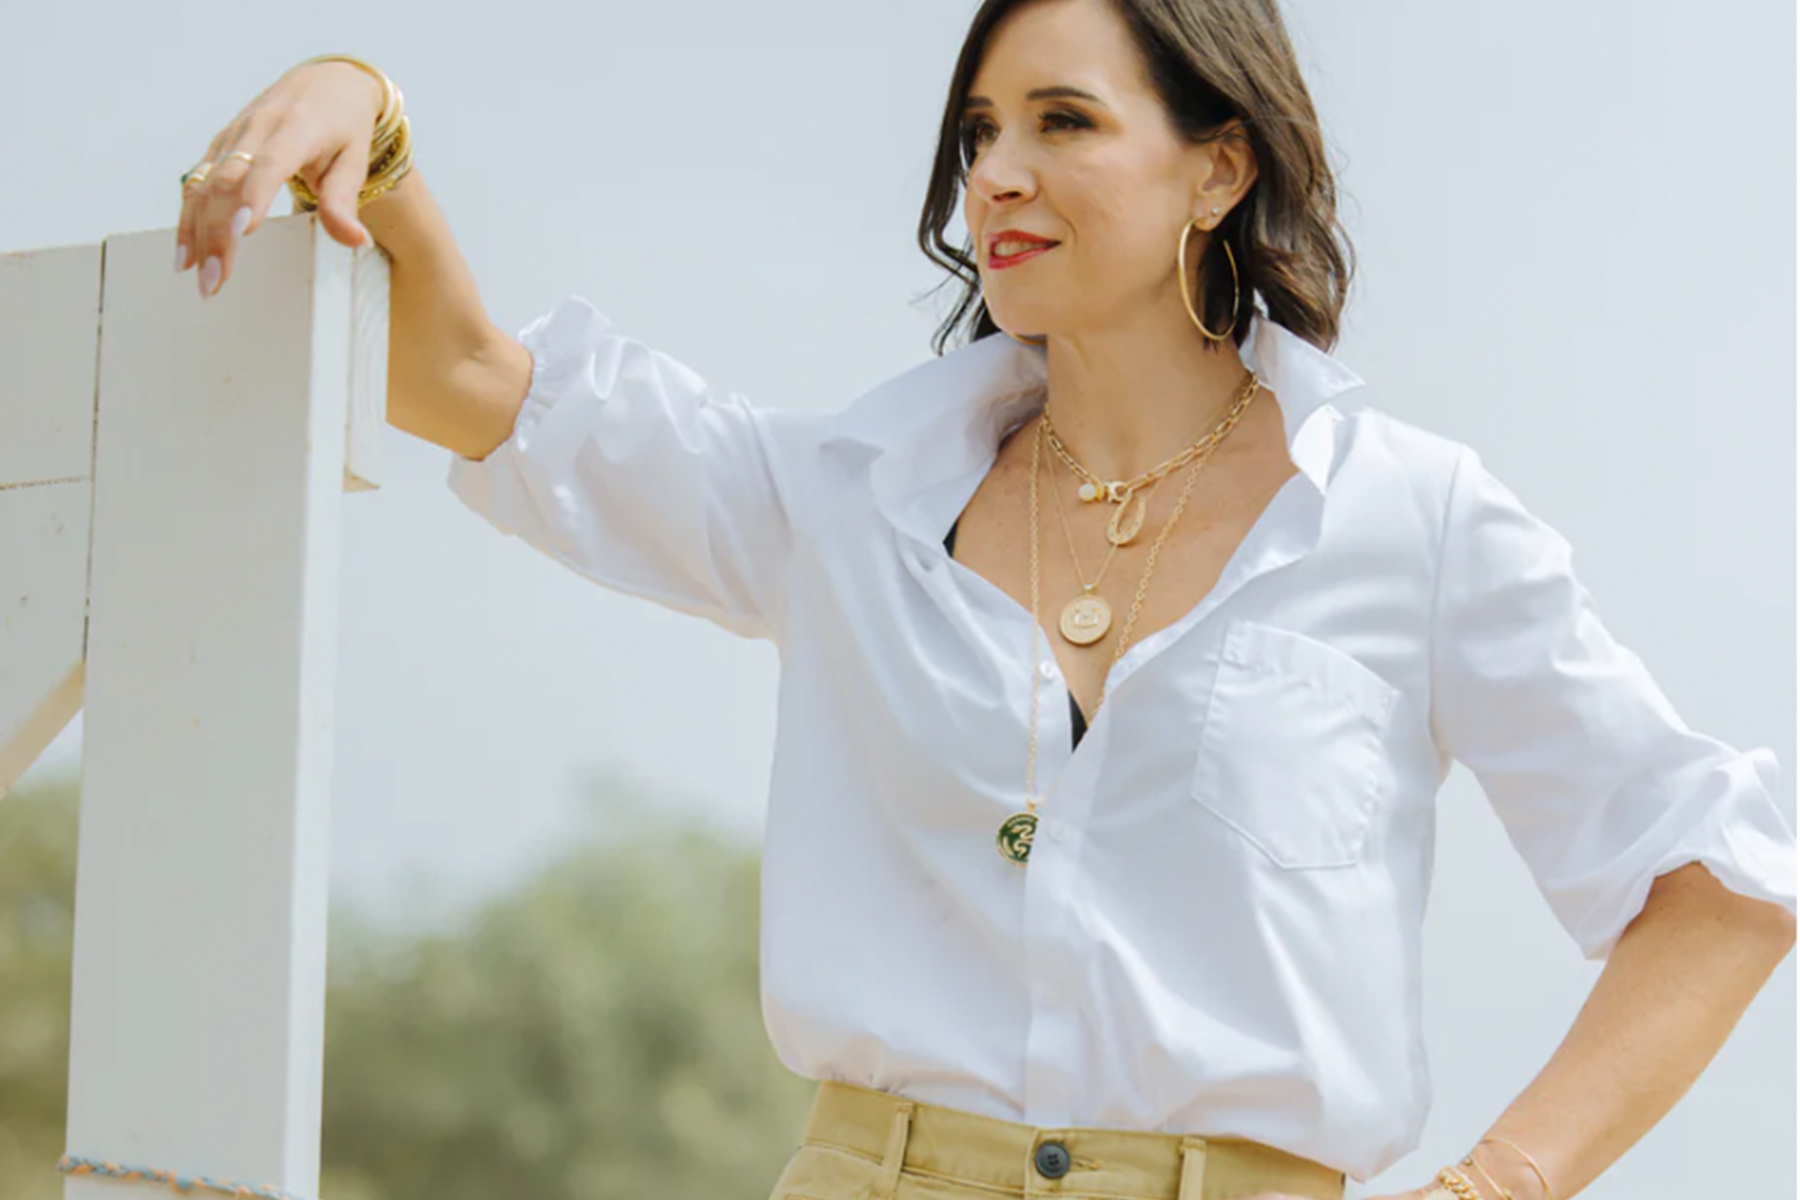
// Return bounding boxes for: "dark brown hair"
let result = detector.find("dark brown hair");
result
[915,0,1355,357]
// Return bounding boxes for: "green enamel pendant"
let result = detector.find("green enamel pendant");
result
[996,811,1039,865]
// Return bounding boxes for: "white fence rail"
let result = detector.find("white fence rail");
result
[1,212,388,1200]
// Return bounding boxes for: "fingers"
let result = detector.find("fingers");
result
[176,119,242,278]
[178,64,381,301]
[313,140,375,250]
[178,114,369,302]
[181,109,272,300]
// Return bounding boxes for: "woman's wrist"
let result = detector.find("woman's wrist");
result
[1431,1141,1550,1200]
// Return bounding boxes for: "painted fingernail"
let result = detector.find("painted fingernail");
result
[176,241,190,272]
[200,255,221,299]
[231,205,252,239]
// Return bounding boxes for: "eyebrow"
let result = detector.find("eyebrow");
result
[962,86,1106,110]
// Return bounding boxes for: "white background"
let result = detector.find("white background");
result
[4,1,1792,1195]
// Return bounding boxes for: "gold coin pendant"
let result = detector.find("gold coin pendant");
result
[1059,594,1113,645]
[997,811,1038,864]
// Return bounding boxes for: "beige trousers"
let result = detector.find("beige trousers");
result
[768,1080,1347,1200]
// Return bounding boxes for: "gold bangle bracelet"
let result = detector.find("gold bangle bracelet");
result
[293,53,403,141]
[1460,1152,1514,1200]
[1477,1137,1557,1200]
[283,54,414,213]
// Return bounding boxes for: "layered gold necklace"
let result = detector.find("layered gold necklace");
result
[996,369,1263,866]
[1036,368,1263,649]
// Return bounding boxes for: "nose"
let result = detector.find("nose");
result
[967,129,1035,207]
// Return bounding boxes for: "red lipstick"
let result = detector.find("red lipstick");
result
[987,229,1060,270]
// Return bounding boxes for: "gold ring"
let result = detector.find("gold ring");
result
[180,161,215,190]
[223,150,256,167]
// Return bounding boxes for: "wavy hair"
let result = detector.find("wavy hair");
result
[915,0,1355,357]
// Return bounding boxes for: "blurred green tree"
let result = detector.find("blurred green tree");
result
[0,770,816,1200]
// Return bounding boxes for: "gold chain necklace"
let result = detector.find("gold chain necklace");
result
[1048,452,1163,646]
[994,396,1255,866]
[1041,368,1260,547]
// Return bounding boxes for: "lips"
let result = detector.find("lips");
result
[988,230,1058,253]
[987,230,1060,269]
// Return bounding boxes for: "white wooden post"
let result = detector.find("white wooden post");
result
[0,212,389,1199]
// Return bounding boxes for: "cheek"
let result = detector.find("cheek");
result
[1061,171,1171,273]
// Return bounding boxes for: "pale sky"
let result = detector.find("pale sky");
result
[5,1,1794,1196]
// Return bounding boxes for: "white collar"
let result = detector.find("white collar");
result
[822,308,1369,548]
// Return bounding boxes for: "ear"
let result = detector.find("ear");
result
[1191,118,1259,226]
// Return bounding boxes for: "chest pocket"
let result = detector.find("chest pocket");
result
[1191,618,1401,869]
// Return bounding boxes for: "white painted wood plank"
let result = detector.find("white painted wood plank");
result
[0,480,90,796]
[0,241,100,798]
[0,242,103,488]
[344,237,390,493]
[62,212,375,1200]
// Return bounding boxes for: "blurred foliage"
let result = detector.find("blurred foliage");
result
[0,770,816,1200]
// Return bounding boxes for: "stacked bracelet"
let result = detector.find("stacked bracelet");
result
[283,53,414,213]
[1478,1137,1558,1200]
[1429,1136,1557,1200]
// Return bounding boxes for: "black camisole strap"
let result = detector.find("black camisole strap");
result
[944,516,1088,749]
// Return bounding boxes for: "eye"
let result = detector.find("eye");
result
[958,109,1091,164]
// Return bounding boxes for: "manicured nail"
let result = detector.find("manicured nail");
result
[199,256,221,300]
[176,241,190,272]
[231,205,252,239]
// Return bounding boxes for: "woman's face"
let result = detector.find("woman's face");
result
[960,0,1230,340]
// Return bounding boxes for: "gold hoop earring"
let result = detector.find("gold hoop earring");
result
[1004,329,1048,347]
[1177,216,1239,343]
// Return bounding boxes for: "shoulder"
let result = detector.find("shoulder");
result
[1334,401,1472,507]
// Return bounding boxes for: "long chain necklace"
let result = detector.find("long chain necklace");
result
[1040,368,1262,548]
[994,393,1257,866]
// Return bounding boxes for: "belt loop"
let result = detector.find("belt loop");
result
[871,1099,915,1200]
[1176,1136,1208,1200]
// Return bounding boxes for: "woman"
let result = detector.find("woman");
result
[176,2,1796,1198]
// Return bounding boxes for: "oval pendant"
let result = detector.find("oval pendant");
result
[1107,490,1148,545]
[1059,594,1113,645]
[997,811,1038,864]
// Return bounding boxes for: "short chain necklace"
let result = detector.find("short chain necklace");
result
[994,397,1255,866]
[1040,367,1262,547]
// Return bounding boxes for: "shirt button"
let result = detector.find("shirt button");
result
[1039,661,1055,680]
[1034,1141,1072,1178]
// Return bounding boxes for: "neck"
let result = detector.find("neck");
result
[1038,303,1260,483]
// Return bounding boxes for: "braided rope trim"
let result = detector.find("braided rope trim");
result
[57,1154,316,1200]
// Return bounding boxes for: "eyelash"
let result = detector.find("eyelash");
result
[959,110,1089,159]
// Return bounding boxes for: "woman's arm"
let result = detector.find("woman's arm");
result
[1451,862,1795,1199]
[1408,442,1799,1199]
[358,164,531,461]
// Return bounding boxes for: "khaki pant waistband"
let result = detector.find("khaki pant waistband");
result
[797,1080,1345,1200]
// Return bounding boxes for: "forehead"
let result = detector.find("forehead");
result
[969,0,1146,98]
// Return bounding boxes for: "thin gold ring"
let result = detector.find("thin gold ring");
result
[222,150,256,167]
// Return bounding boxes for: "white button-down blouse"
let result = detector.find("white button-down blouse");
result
[446,295,1797,1183]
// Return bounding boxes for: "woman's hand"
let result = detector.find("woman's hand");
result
[175,59,385,300]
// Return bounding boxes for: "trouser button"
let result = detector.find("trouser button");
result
[1034,1140,1071,1178]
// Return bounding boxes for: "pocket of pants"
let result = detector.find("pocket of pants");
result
[767,1142,882,1200]
[1190,618,1400,869]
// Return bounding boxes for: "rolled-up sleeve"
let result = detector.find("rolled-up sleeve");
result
[1428,444,1796,961]
[447,295,799,642]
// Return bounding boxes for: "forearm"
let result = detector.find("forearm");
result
[357,163,528,460]
[1463,862,1795,1199]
